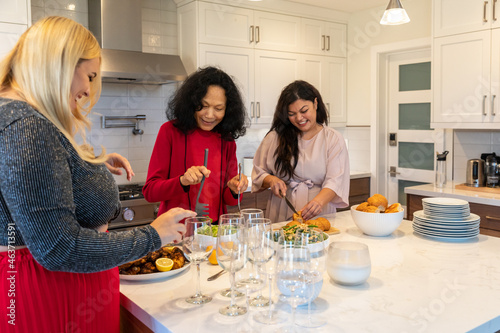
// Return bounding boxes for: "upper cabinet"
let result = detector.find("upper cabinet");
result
[0,0,29,25]
[433,0,500,37]
[432,0,500,128]
[0,0,30,60]
[178,1,347,127]
[301,18,346,57]
[197,2,301,53]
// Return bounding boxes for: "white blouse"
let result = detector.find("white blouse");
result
[252,125,350,223]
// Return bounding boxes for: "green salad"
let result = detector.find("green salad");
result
[274,223,328,244]
[197,225,219,237]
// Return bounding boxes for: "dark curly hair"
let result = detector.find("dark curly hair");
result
[270,80,329,180]
[166,66,248,140]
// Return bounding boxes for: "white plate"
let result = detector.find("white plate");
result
[413,230,479,242]
[412,224,479,237]
[119,262,191,281]
[414,211,480,224]
[422,197,469,206]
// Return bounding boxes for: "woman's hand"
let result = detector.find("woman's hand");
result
[300,199,323,220]
[180,166,211,186]
[265,175,287,198]
[104,153,135,181]
[150,208,196,246]
[228,174,248,194]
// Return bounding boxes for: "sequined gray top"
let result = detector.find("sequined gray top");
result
[0,98,162,273]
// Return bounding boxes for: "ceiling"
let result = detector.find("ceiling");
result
[284,0,389,13]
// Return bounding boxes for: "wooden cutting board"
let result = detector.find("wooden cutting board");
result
[455,183,500,194]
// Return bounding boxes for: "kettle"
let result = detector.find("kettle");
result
[466,159,485,187]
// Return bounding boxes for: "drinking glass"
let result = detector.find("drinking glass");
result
[182,217,214,304]
[326,241,371,286]
[220,208,263,298]
[216,213,248,316]
[276,245,311,332]
[295,228,327,328]
[245,218,274,307]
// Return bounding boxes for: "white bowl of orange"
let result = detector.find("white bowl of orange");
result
[350,204,404,237]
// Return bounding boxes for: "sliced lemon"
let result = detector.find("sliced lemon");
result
[155,258,174,272]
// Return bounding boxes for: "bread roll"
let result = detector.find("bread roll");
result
[356,202,370,211]
[363,205,380,213]
[367,194,388,211]
[384,203,402,213]
[315,217,331,231]
[293,211,304,223]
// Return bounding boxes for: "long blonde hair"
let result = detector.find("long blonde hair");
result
[0,16,105,163]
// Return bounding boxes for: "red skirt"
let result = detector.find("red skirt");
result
[0,248,120,333]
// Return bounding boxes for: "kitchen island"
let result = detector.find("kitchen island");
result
[119,210,500,333]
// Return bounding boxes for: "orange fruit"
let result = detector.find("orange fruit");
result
[206,246,218,265]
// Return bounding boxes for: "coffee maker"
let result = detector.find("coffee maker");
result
[483,153,499,187]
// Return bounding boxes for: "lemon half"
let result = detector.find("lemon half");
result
[155,258,174,272]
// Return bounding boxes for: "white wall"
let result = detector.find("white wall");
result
[346,0,432,126]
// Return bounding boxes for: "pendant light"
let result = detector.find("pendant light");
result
[380,0,410,25]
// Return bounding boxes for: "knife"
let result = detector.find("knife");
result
[279,189,298,215]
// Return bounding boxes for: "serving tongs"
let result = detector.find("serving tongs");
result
[194,149,209,216]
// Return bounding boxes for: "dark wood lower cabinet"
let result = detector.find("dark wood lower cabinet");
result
[406,193,500,238]
[120,305,153,333]
[227,177,371,215]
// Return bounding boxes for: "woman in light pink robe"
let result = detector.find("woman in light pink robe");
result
[252,81,350,223]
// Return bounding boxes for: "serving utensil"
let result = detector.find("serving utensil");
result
[207,269,227,281]
[237,163,242,212]
[279,189,298,215]
[194,149,209,216]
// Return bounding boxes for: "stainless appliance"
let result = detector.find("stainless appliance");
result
[108,184,159,231]
[88,0,187,84]
[485,153,499,187]
[466,159,485,187]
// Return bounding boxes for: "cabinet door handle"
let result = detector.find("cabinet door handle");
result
[492,95,496,115]
[484,1,489,22]
[494,0,498,21]
[251,102,255,118]
[486,215,500,222]
[321,35,325,50]
[326,35,330,51]
[256,102,260,118]
[256,26,260,43]
[483,95,488,115]
[250,26,254,43]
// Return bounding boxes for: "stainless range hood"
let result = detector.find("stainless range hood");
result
[88,0,187,84]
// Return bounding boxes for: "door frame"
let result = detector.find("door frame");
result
[370,37,453,196]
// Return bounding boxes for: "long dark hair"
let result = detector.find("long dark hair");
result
[270,80,328,180]
[166,66,248,140]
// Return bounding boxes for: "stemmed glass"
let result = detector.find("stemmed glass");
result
[276,244,311,332]
[295,228,327,328]
[241,217,273,307]
[220,208,263,298]
[216,213,248,316]
[182,217,214,304]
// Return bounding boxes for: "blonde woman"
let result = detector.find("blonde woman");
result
[0,16,194,332]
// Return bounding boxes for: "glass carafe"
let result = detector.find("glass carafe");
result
[435,151,449,188]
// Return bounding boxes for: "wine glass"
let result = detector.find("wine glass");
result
[276,244,311,332]
[244,218,274,307]
[216,213,248,316]
[294,228,327,328]
[219,208,263,298]
[182,217,214,304]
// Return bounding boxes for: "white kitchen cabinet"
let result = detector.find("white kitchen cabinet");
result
[199,44,299,126]
[301,18,346,57]
[433,0,500,37]
[0,0,29,25]
[197,1,301,53]
[432,30,500,128]
[301,54,346,126]
[0,23,26,60]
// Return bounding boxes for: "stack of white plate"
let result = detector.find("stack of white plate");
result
[412,197,480,241]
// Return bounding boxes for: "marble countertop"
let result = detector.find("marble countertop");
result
[405,182,500,206]
[119,211,500,333]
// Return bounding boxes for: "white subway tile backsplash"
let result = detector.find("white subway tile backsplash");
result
[142,21,161,35]
[161,0,177,11]
[160,10,177,23]
[142,8,161,22]
[143,0,161,10]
